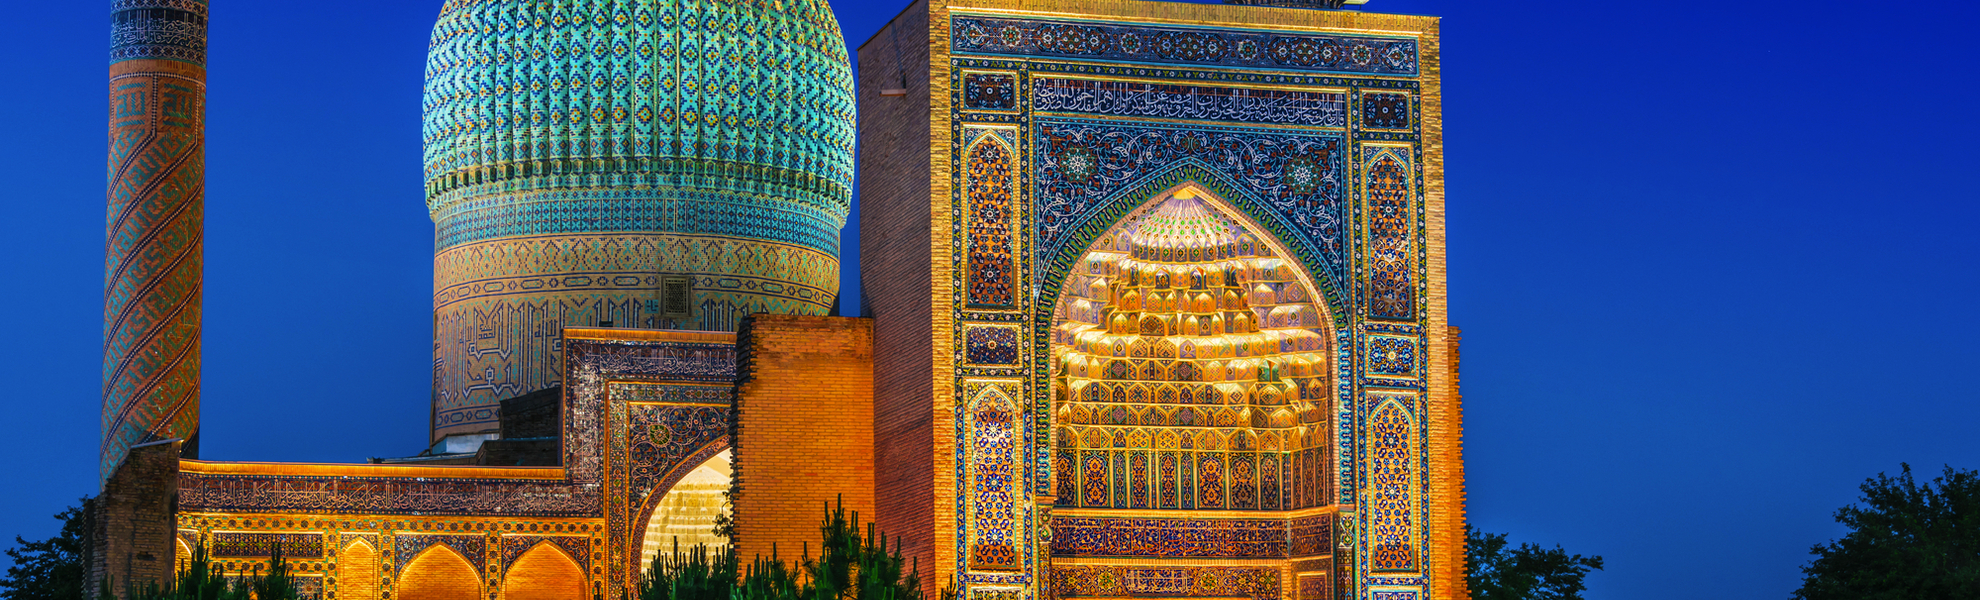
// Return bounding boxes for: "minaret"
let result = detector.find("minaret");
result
[103,0,205,484]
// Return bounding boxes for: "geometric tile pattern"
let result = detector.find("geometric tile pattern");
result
[1367,399,1416,572]
[625,398,728,510]
[430,233,832,436]
[102,0,206,483]
[1364,148,1415,321]
[966,385,1021,571]
[952,16,1418,76]
[1050,516,1288,558]
[422,0,855,438]
[964,326,1021,365]
[396,534,486,577]
[176,330,733,600]
[1033,120,1348,290]
[963,73,1017,110]
[210,532,324,558]
[966,138,1017,307]
[1360,92,1411,130]
[178,334,736,520]
[500,536,593,574]
[939,6,1447,600]
[1366,336,1416,378]
[1299,574,1332,600]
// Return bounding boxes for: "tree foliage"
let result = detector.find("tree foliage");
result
[2,499,94,600]
[1465,525,1603,600]
[1793,463,1980,600]
[643,497,924,600]
[127,543,295,600]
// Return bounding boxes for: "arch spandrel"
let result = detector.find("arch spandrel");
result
[1033,160,1350,327]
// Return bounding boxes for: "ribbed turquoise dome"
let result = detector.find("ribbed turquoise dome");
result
[421,0,855,255]
[419,0,856,440]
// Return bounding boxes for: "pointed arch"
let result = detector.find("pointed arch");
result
[637,448,732,571]
[1045,181,1342,558]
[338,539,380,600]
[501,542,585,600]
[174,538,192,575]
[1363,146,1416,321]
[398,545,480,600]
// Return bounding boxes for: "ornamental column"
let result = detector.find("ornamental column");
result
[103,0,206,484]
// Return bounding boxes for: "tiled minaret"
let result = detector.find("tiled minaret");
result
[103,0,206,483]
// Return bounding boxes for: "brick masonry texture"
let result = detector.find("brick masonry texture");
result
[502,544,587,600]
[856,2,940,592]
[397,546,481,600]
[338,539,381,600]
[91,440,181,599]
[733,315,878,565]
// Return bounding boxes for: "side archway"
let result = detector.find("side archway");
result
[636,449,732,572]
[398,545,480,600]
[502,543,585,600]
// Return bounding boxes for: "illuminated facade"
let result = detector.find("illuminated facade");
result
[858,1,1462,599]
[165,329,740,600]
[92,1,1465,600]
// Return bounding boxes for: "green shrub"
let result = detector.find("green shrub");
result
[644,496,924,600]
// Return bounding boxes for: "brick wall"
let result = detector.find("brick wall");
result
[731,315,878,566]
[855,2,939,589]
[398,546,481,600]
[338,539,380,600]
[90,440,181,600]
[501,544,586,600]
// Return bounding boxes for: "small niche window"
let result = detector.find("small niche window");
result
[661,276,692,317]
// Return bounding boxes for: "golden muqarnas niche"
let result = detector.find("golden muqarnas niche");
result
[1050,184,1337,513]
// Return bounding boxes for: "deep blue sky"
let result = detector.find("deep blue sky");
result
[4,1,1977,598]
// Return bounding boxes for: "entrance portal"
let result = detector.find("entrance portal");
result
[1047,184,1339,599]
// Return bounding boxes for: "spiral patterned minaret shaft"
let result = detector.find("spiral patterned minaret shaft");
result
[103,0,205,483]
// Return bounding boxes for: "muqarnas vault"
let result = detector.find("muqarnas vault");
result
[90,1,1464,600]
[857,1,1461,599]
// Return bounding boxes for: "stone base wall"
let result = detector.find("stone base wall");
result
[91,440,182,600]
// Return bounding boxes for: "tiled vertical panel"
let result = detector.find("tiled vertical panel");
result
[1363,145,1416,322]
[965,383,1023,571]
[1365,395,1419,573]
[963,130,1018,308]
